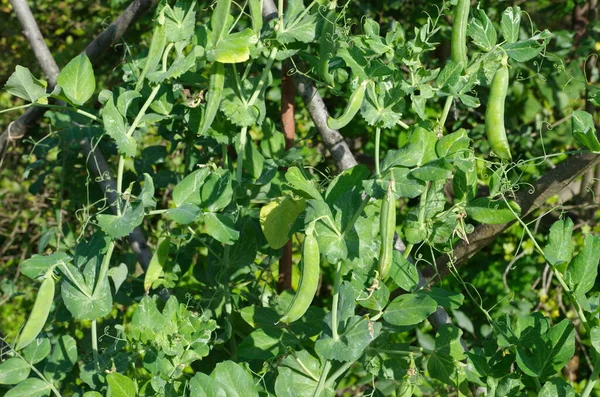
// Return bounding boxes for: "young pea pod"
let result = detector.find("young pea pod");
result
[279,227,320,324]
[485,55,512,161]
[451,0,469,67]
[15,275,55,350]
[327,80,367,130]
[198,62,225,135]
[378,177,396,279]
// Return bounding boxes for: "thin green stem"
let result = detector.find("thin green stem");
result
[342,195,370,236]
[59,263,92,298]
[125,84,160,137]
[533,377,542,392]
[402,244,414,260]
[91,319,99,369]
[0,103,32,114]
[331,261,342,340]
[148,209,168,215]
[36,103,100,122]
[116,156,125,215]
[375,127,381,176]
[438,96,453,133]
[325,360,355,388]
[312,360,332,397]
[397,119,410,129]
[236,126,248,183]
[248,46,279,106]
[93,242,115,298]
[581,356,600,397]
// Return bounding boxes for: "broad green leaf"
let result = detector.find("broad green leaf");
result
[436,61,463,91]
[211,361,258,397]
[467,10,497,52]
[102,94,136,157]
[466,197,521,224]
[381,126,437,171]
[590,327,600,354]
[243,140,265,179]
[96,204,144,239]
[275,351,335,397]
[139,173,156,208]
[22,337,51,364]
[190,372,226,397]
[248,0,263,33]
[388,250,419,292]
[436,129,470,158]
[56,54,95,105]
[307,200,346,264]
[538,378,575,397]
[43,335,77,382]
[173,168,210,207]
[453,156,478,201]
[360,81,406,128]
[117,90,142,117]
[418,288,464,311]
[237,328,298,360]
[61,275,112,320]
[200,170,233,212]
[503,30,552,62]
[435,324,465,360]
[200,212,239,245]
[131,296,166,343]
[220,74,267,127]
[163,0,196,43]
[4,65,47,102]
[107,372,136,397]
[543,218,573,271]
[277,0,319,44]
[383,294,438,326]
[285,167,323,200]
[146,51,196,83]
[83,393,103,397]
[137,22,167,89]
[501,6,521,43]
[315,316,382,362]
[21,252,71,279]
[337,45,369,81]
[0,357,30,384]
[144,237,170,293]
[108,263,128,293]
[211,0,233,46]
[566,233,600,294]
[427,352,456,386]
[4,378,51,397]
[166,203,201,224]
[409,158,453,181]
[572,110,600,151]
[209,29,259,63]
[260,197,306,249]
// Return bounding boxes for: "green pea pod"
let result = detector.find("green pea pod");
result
[485,56,512,161]
[451,0,469,67]
[198,62,225,135]
[15,276,55,351]
[327,80,367,130]
[378,177,396,279]
[279,229,320,324]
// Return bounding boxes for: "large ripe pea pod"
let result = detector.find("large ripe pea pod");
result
[279,225,320,324]
[451,0,469,67]
[485,55,512,161]
[327,80,368,130]
[15,274,55,351]
[198,62,225,135]
[378,176,396,279]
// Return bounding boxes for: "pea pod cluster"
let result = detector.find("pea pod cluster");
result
[279,226,320,324]
[485,55,512,161]
[327,80,368,130]
[378,177,396,279]
[15,274,55,350]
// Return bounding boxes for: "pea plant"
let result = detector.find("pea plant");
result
[1,0,600,396]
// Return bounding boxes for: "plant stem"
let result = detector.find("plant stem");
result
[533,377,542,391]
[248,46,279,106]
[342,195,370,236]
[148,209,168,215]
[325,360,355,388]
[331,261,342,340]
[116,156,125,215]
[236,126,248,183]
[312,360,332,397]
[0,103,32,114]
[91,319,99,369]
[36,103,101,122]
[438,96,453,132]
[581,356,600,397]
[375,127,381,176]
[125,84,160,137]
[93,241,115,298]
[397,119,410,129]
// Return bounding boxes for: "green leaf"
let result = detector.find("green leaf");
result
[388,250,419,292]
[409,158,453,181]
[144,237,170,293]
[383,293,438,326]
[190,372,227,397]
[325,165,370,205]
[590,327,600,354]
[538,378,575,397]
[260,197,306,249]
[130,296,166,343]
[427,352,456,386]
[96,204,144,239]
[166,204,201,224]
[209,29,259,63]
[543,218,574,271]
[4,378,51,397]
[61,275,112,320]
[566,233,600,295]
[22,337,51,365]
[173,168,210,207]
[381,126,437,171]
[360,81,406,128]
[572,110,600,151]
[200,170,233,212]
[436,129,470,158]
[211,361,258,397]
[21,252,71,279]
[285,167,323,200]
[467,10,497,52]
[163,0,196,43]
[503,30,551,62]
[102,93,136,157]
[275,351,335,397]
[116,90,142,117]
[237,328,298,360]
[4,65,47,102]
[139,173,156,208]
[107,372,136,397]
[56,54,95,105]
[315,316,382,362]
[200,212,239,245]
[466,197,521,224]
[220,74,267,127]
[146,51,197,83]
[211,0,232,46]
[307,200,346,264]
[436,61,463,91]
[277,0,319,44]
[418,288,464,311]
[435,324,465,360]
[501,6,521,43]
[108,263,128,293]
[43,335,77,382]
[0,357,30,385]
